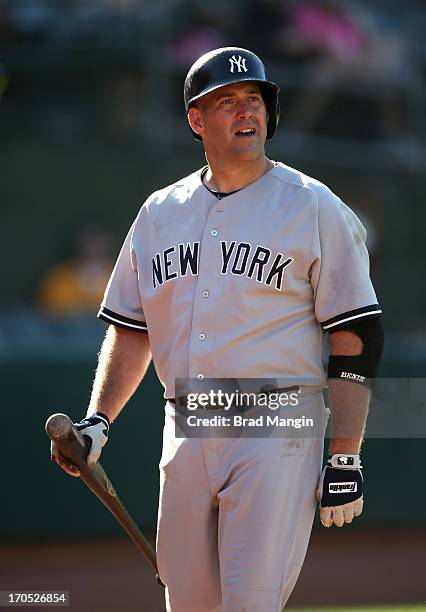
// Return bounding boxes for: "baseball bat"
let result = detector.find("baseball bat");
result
[45,413,163,585]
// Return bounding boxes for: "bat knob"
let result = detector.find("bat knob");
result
[45,413,88,467]
[45,413,74,440]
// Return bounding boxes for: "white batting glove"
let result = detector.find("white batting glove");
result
[51,412,110,477]
[75,412,110,466]
[316,454,363,528]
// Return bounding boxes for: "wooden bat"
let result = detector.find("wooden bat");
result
[45,413,163,586]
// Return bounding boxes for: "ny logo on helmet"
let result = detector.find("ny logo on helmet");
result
[229,55,248,73]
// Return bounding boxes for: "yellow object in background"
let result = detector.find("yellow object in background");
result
[36,261,112,316]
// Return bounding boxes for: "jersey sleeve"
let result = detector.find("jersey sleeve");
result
[97,222,147,332]
[310,187,381,332]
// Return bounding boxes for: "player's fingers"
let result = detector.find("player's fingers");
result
[319,506,333,528]
[354,496,364,517]
[54,454,80,477]
[331,506,345,527]
[343,502,355,524]
[51,442,80,477]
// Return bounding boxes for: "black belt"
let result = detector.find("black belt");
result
[168,386,299,412]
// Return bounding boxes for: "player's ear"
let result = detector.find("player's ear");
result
[188,105,204,138]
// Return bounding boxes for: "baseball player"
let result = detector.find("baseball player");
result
[52,47,384,611]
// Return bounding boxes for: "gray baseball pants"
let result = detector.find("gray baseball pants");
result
[156,395,327,611]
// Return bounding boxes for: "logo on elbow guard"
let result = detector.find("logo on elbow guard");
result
[341,372,366,383]
[329,482,357,493]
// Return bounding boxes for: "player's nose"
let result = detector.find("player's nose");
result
[235,100,253,119]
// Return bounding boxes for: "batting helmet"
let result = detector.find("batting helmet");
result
[184,47,280,140]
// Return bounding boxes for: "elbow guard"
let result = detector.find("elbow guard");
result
[327,317,384,385]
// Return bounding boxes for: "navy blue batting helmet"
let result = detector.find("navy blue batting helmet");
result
[184,47,280,140]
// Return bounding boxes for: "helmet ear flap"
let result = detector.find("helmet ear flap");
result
[259,83,281,139]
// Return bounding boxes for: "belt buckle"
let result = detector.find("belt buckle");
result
[204,403,224,413]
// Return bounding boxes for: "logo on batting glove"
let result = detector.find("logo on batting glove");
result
[318,458,363,508]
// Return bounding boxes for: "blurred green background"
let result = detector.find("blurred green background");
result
[1,0,425,610]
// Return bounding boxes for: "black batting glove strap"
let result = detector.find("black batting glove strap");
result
[95,411,111,428]
[320,455,363,508]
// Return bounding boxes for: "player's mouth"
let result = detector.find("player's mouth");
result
[234,127,257,138]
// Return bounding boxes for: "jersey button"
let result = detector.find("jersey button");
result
[197,373,205,380]
[198,333,206,341]
[202,290,209,298]
[210,229,218,237]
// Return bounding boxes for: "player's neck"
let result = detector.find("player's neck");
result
[204,156,273,193]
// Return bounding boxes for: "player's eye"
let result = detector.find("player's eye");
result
[221,98,233,105]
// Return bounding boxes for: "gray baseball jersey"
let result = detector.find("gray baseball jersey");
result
[98,161,380,398]
[98,160,381,611]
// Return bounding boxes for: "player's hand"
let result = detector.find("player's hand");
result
[51,412,110,477]
[316,454,363,528]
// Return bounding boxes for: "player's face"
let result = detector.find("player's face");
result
[189,82,268,162]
